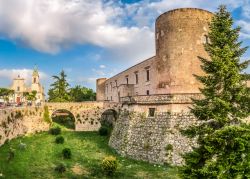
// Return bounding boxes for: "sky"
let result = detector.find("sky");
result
[1,0,250,94]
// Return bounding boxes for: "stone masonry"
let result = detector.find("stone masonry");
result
[0,102,120,147]
[0,107,49,146]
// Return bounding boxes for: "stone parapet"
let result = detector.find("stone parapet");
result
[120,93,202,104]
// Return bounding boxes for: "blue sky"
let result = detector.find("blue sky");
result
[0,0,250,94]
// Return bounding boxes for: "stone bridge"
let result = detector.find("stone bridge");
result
[46,102,120,131]
[0,102,121,146]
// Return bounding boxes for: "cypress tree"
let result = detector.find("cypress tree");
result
[180,5,250,179]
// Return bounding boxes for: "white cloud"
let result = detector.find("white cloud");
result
[0,0,248,64]
[0,68,48,85]
[77,77,96,84]
[123,0,245,28]
[74,76,97,90]
[92,68,106,76]
[236,20,250,39]
[0,0,154,63]
[99,65,106,69]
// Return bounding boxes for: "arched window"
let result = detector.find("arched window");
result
[34,77,36,83]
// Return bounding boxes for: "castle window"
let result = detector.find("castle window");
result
[34,77,36,83]
[148,108,156,117]
[125,76,129,84]
[17,86,20,91]
[115,80,118,87]
[111,96,112,101]
[135,72,138,84]
[146,90,150,95]
[110,82,112,92]
[145,67,150,82]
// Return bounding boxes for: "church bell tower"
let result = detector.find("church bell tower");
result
[32,66,39,84]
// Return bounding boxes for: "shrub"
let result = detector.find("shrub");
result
[98,126,109,136]
[165,144,173,151]
[7,148,15,162]
[18,141,27,150]
[101,156,118,176]
[43,106,52,124]
[62,148,71,159]
[55,136,64,144]
[49,127,61,135]
[55,163,66,173]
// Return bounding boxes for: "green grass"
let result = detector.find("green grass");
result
[0,131,179,179]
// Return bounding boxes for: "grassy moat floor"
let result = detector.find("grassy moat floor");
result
[0,129,179,179]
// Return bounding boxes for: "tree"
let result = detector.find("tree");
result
[24,90,37,103]
[0,88,14,102]
[48,70,70,102]
[181,5,250,179]
[69,85,96,102]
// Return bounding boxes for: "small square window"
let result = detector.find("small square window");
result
[148,108,155,117]
[146,90,150,95]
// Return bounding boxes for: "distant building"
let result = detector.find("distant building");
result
[9,67,45,104]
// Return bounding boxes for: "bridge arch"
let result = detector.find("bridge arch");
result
[100,109,118,128]
[46,102,121,131]
[51,109,76,129]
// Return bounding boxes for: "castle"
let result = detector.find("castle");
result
[9,67,45,104]
[96,8,250,165]
[96,8,214,109]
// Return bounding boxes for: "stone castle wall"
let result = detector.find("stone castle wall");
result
[109,109,198,166]
[155,8,213,94]
[0,107,50,146]
[99,56,156,102]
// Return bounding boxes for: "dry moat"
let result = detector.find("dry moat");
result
[0,128,179,179]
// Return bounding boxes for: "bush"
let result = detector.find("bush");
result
[49,127,61,135]
[55,136,64,144]
[18,141,27,150]
[101,156,118,176]
[98,126,109,136]
[62,148,71,159]
[7,148,15,162]
[43,106,52,124]
[55,163,66,173]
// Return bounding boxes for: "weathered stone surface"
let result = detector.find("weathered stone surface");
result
[0,107,49,146]
[47,102,120,131]
[109,110,198,166]
[0,102,121,147]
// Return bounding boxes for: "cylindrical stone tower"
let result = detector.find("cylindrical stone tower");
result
[155,8,213,94]
[96,78,107,101]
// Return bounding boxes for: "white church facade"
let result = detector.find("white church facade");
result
[9,67,45,104]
